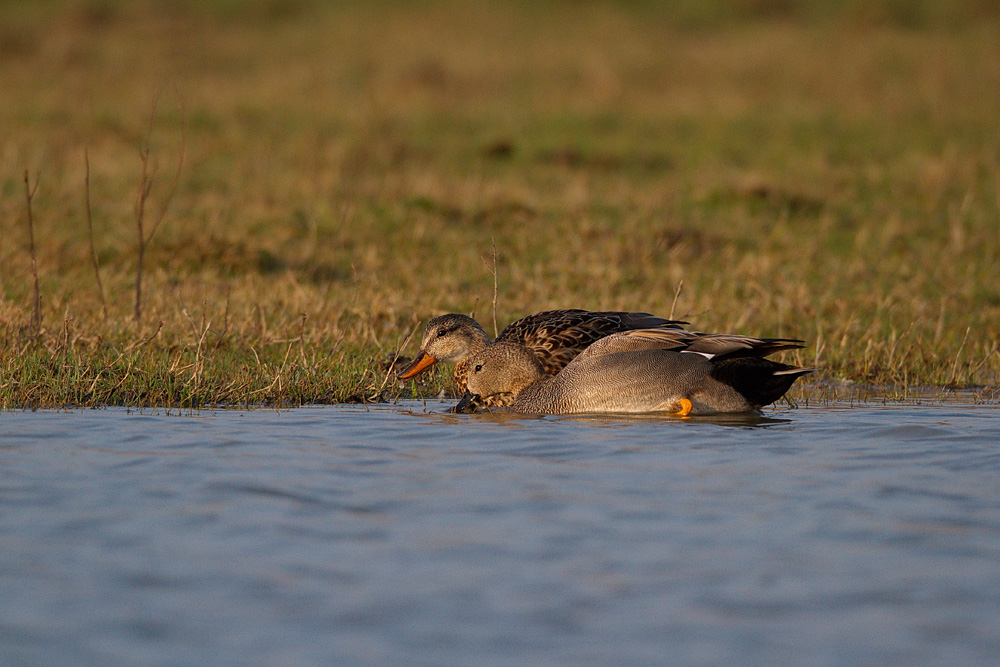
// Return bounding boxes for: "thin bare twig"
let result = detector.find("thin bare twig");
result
[486,237,499,338]
[969,342,999,378]
[83,150,107,314]
[212,287,231,352]
[147,107,186,244]
[950,326,972,384]
[134,137,154,322]
[252,340,295,399]
[23,170,41,336]
[371,323,418,402]
[669,280,684,321]
[191,316,211,397]
[126,320,163,351]
[331,264,361,352]
[299,312,308,367]
[133,99,186,323]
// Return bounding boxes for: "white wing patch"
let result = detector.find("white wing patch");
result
[681,350,716,359]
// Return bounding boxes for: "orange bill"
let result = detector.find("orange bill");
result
[396,350,438,380]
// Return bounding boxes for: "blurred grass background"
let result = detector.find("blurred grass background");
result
[1,0,999,407]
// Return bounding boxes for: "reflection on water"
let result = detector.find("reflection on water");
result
[2,400,999,666]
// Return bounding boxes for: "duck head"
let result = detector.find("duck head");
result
[456,342,547,411]
[397,313,492,380]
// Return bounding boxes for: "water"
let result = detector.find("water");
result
[2,400,999,666]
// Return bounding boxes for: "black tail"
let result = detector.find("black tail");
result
[710,357,814,408]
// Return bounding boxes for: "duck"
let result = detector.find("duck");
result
[397,309,687,403]
[455,328,814,415]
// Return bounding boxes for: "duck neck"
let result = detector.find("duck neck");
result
[510,375,556,410]
[508,349,547,395]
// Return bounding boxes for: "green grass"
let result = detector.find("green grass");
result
[2,0,999,408]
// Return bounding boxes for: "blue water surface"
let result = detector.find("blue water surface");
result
[1,400,999,666]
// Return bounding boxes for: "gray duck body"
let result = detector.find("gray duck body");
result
[461,329,813,415]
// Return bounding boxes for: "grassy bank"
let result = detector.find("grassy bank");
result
[2,0,999,408]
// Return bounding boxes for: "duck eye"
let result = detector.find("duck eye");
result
[474,364,483,372]
[437,328,447,337]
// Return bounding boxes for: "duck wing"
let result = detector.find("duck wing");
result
[577,329,804,360]
[681,333,805,359]
[497,309,687,375]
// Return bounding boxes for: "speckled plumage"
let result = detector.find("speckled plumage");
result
[397,309,686,404]
[459,328,813,415]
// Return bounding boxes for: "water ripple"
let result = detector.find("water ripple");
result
[1,401,999,666]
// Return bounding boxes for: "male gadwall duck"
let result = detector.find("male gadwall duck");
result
[455,328,814,415]
[397,310,687,401]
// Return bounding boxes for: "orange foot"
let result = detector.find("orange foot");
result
[675,397,693,417]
